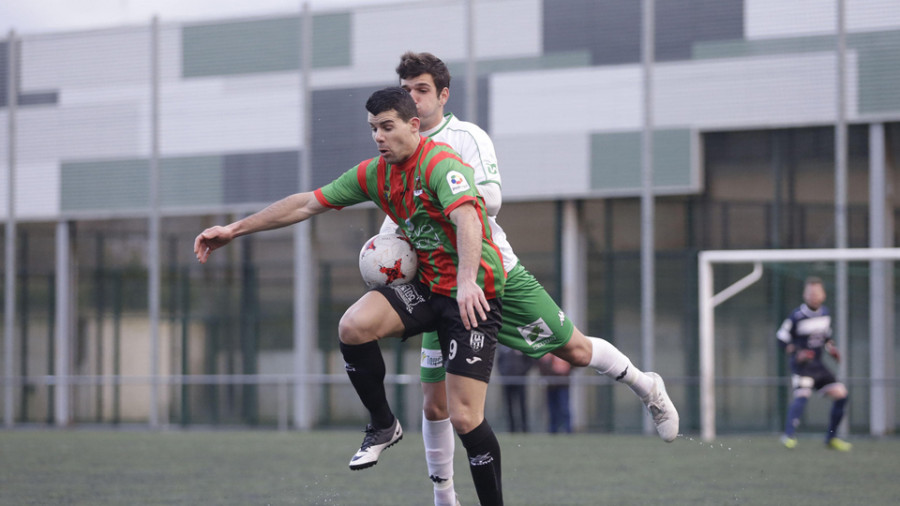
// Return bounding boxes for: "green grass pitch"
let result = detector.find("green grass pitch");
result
[2,430,899,505]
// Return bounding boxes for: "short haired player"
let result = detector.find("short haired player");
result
[777,277,851,451]
[382,52,680,506]
[196,87,508,505]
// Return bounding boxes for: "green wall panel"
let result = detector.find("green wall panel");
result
[161,156,223,208]
[856,32,900,114]
[61,159,149,211]
[62,156,223,212]
[312,13,351,68]
[60,152,300,212]
[591,129,693,192]
[182,14,351,78]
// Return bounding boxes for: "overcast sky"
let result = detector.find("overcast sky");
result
[0,0,404,35]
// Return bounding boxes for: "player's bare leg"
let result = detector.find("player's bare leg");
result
[446,373,503,506]
[552,329,679,442]
[339,291,406,470]
[422,380,459,506]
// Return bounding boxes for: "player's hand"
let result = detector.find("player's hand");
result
[826,345,841,363]
[194,226,235,264]
[796,349,815,363]
[456,280,490,330]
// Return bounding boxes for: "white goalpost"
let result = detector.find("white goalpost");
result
[698,247,900,441]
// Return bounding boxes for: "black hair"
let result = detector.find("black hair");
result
[365,87,419,121]
[396,51,451,94]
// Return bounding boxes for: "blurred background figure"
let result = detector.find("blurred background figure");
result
[496,347,534,433]
[777,277,851,451]
[538,354,572,434]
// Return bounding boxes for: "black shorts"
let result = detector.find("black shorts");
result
[373,280,502,383]
[792,361,838,391]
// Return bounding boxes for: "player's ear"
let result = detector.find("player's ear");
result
[410,116,420,132]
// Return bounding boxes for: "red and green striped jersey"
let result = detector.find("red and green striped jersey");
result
[314,137,505,299]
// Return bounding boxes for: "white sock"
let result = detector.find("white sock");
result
[433,480,457,506]
[422,415,456,504]
[587,336,654,398]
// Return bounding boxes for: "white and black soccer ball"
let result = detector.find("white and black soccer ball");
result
[358,233,418,288]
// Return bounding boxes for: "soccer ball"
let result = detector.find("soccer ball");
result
[358,233,418,288]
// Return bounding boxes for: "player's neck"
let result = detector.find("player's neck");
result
[420,112,448,136]
[395,136,426,168]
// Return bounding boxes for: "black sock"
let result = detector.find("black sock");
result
[339,341,394,428]
[458,419,503,506]
[827,397,848,440]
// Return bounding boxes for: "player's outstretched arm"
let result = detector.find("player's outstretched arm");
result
[194,191,327,264]
[449,202,489,329]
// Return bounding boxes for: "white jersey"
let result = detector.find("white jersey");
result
[381,113,518,272]
[427,113,501,192]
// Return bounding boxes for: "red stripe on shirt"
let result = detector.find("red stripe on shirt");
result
[356,159,373,196]
[313,188,343,209]
[423,150,460,188]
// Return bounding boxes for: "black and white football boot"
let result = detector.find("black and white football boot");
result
[348,418,403,470]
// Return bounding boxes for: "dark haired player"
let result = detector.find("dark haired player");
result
[383,51,679,505]
[195,87,508,504]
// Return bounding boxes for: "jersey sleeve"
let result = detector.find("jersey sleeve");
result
[776,318,793,346]
[428,158,480,216]
[314,163,371,209]
[477,182,502,217]
[458,123,500,188]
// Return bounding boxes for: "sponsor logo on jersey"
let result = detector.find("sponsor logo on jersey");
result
[405,220,441,250]
[391,283,426,314]
[447,171,470,194]
[558,310,565,325]
[413,175,423,196]
[420,349,444,369]
[466,357,483,365]
[797,316,830,347]
[518,318,554,348]
[470,331,485,352]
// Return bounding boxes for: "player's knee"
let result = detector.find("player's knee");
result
[829,383,848,399]
[422,381,449,420]
[338,307,373,344]
[449,411,481,434]
[554,332,592,367]
[794,388,812,399]
[423,400,449,421]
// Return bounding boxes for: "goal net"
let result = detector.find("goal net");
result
[698,248,900,441]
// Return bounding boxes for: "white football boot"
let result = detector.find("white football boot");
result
[642,372,679,442]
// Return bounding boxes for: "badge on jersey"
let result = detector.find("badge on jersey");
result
[447,171,470,194]
[470,331,485,352]
[518,318,554,349]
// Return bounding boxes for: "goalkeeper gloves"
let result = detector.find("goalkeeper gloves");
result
[796,349,816,363]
